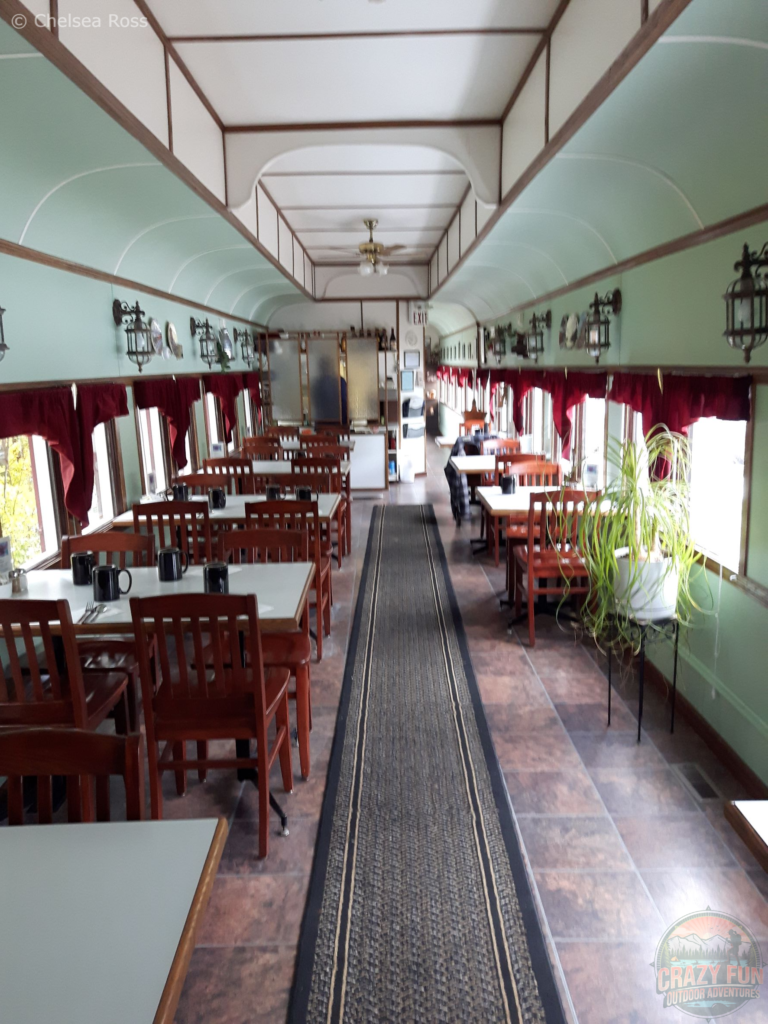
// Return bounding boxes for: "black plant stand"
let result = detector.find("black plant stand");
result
[606,615,680,743]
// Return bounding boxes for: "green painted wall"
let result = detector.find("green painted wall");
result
[439,219,768,786]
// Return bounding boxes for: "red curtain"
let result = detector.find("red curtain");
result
[133,376,201,469]
[76,383,128,524]
[204,374,245,444]
[608,372,752,435]
[548,371,608,458]
[510,370,548,435]
[0,387,87,523]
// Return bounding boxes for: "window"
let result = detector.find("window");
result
[205,393,227,456]
[82,422,115,534]
[527,389,553,457]
[137,407,169,494]
[570,397,607,487]
[0,435,59,568]
[689,418,747,572]
[242,392,254,437]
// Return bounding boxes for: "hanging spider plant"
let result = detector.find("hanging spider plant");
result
[577,426,706,653]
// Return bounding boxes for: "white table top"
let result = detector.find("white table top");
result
[449,455,497,474]
[435,436,456,448]
[733,801,768,844]
[113,492,340,526]
[250,459,350,477]
[0,819,220,1024]
[17,564,314,633]
[477,485,557,515]
[281,438,355,452]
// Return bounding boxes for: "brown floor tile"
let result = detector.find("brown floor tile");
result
[517,816,631,871]
[537,669,614,705]
[556,940,666,1024]
[614,814,736,870]
[219,816,319,875]
[641,867,768,939]
[534,871,662,939]
[198,875,310,946]
[590,767,699,816]
[571,731,667,770]
[504,769,605,816]
[555,700,636,733]
[485,706,581,771]
[175,946,294,1024]
[160,771,244,822]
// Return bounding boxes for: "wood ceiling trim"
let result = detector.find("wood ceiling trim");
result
[226,119,500,134]
[262,170,467,178]
[297,228,447,234]
[0,238,270,328]
[433,0,697,298]
[278,204,461,211]
[500,0,572,123]
[168,29,549,44]
[0,0,314,301]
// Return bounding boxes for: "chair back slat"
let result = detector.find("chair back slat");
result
[481,438,520,456]
[291,457,342,494]
[528,489,596,555]
[132,502,213,565]
[0,601,87,728]
[219,526,309,565]
[0,729,145,825]
[242,437,282,459]
[174,472,236,496]
[61,531,155,570]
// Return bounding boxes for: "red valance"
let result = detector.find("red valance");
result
[0,387,87,523]
[76,383,128,524]
[204,374,245,444]
[608,372,752,435]
[133,376,201,469]
[548,371,608,458]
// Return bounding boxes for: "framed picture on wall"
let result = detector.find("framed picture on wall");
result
[400,370,414,392]
[403,350,421,369]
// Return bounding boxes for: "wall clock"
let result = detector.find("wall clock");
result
[404,329,419,348]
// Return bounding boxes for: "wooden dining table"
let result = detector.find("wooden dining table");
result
[112,492,341,528]
[17,564,315,634]
[249,458,351,477]
[0,817,227,1024]
[280,438,355,452]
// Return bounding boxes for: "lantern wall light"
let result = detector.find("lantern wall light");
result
[525,310,551,362]
[584,290,621,363]
[190,317,218,369]
[113,298,152,371]
[724,242,768,363]
[234,328,255,367]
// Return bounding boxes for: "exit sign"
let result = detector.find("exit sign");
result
[410,306,428,326]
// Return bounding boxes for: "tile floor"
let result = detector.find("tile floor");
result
[173,444,768,1024]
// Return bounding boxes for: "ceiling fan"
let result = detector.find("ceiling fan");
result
[356,219,406,276]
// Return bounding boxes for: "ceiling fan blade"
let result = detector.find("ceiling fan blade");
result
[380,244,407,256]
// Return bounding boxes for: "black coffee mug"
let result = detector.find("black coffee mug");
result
[158,546,188,582]
[500,475,515,495]
[295,486,313,502]
[294,450,307,459]
[170,482,189,501]
[266,485,282,501]
[204,562,229,594]
[71,551,95,586]
[208,487,227,510]
[92,564,132,602]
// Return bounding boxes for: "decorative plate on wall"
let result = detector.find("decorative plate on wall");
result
[404,330,419,348]
[166,321,183,359]
[150,318,163,355]
[219,328,234,359]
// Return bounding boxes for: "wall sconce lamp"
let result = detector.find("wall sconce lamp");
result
[724,242,768,363]
[0,304,9,362]
[584,290,621,363]
[234,328,255,367]
[190,317,218,369]
[525,310,551,361]
[113,298,153,371]
[493,325,507,364]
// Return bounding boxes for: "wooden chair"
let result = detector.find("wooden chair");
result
[513,490,593,647]
[481,438,520,456]
[204,457,257,495]
[245,500,332,660]
[319,425,351,441]
[242,437,281,460]
[301,435,336,450]
[0,728,145,825]
[130,592,292,858]
[0,601,131,779]
[290,457,347,567]
[219,528,314,779]
[501,461,563,580]
[132,502,213,565]
[60,532,155,731]
[264,425,299,439]
[175,471,237,496]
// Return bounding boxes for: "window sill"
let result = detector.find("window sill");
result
[698,551,768,610]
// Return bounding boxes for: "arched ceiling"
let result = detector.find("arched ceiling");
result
[0,19,298,324]
[436,0,768,322]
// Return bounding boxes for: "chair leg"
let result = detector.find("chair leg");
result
[197,741,209,783]
[514,559,522,619]
[494,519,500,567]
[314,588,323,661]
[296,665,311,780]
[126,674,139,732]
[324,584,332,637]
[257,730,270,859]
[345,506,351,556]
[149,743,163,820]
[113,690,130,735]
[336,512,343,569]
[528,574,536,647]
[173,741,187,796]
[276,696,294,794]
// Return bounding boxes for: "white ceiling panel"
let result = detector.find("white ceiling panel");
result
[264,145,464,174]
[285,207,454,231]
[265,174,468,208]
[150,0,558,38]
[299,229,443,247]
[175,35,541,124]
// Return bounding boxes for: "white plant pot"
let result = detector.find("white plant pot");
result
[614,548,678,623]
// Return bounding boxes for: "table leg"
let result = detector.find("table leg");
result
[637,634,645,744]
[670,622,679,734]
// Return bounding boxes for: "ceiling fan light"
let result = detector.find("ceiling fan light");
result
[375,262,388,276]
[359,261,374,277]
